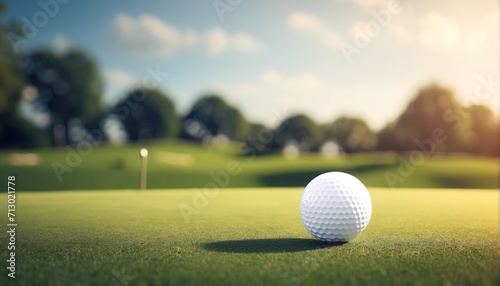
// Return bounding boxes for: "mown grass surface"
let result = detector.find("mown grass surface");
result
[0,140,498,190]
[1,188,498,285]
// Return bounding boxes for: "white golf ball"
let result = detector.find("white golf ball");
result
[300,172,372,243]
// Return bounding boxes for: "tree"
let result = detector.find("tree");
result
[323,116,377,153]
[269,114,320,152]
[21,49,103,146]
[376,122,399,152]
[112,88,178,142]
[248,122,267,137]
[0,2,20,114]
[240,122,274,156]
[0,115,48,148]
[377,84,469,154]
[181,95,249,142]
[0,1,48,148]
[465,105,499,157]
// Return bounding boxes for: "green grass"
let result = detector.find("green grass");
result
[0,140,498,190]
[1,188,498,285]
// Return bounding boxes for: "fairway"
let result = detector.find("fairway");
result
[1,142,498,191]
[2,188,498,285]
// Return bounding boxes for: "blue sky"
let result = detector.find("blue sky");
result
[6,0,499,130]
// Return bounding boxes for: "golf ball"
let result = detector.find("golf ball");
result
[300,172,372,243]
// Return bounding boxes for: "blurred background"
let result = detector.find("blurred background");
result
[1,0,498,191]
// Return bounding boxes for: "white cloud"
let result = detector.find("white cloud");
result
[111,13,263,58]
[288,11,342,49]
[52,34,72,52]
[106,69,138,88]
[349,0,388,9]
[231,33,264,54]
[111,13,181,57]
[204,27,264,56]
[419,12,460,51]
[288,11,323,33]
[387,12,489,55]
[260,70,282,86]
[205,27,228,55]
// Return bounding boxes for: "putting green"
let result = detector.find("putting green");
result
[2,188,498,285]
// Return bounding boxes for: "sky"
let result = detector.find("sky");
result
[6,0,499,130]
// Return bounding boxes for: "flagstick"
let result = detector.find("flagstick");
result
[139,148,148,191]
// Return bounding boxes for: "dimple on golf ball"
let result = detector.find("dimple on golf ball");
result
[300,172,372,243]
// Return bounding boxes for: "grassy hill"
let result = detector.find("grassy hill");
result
[0,140,498,191]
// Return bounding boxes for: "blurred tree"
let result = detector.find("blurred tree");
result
[376,122,399,152]
[112,88,178,142]
[323,116,377,153]
[181,95,249,142]
[0,1,48,148]
[465,105,499,157]
[377,84,470,154]
[239,122,274,156]
[269,114,320,152]
[21,49,103,146]
[0,2,20,113]
[63,50,103,121]
[248,122,267,137]
[82,110,110,143]
[0,115,48,148]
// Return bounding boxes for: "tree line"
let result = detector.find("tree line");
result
[0,5,498,157]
